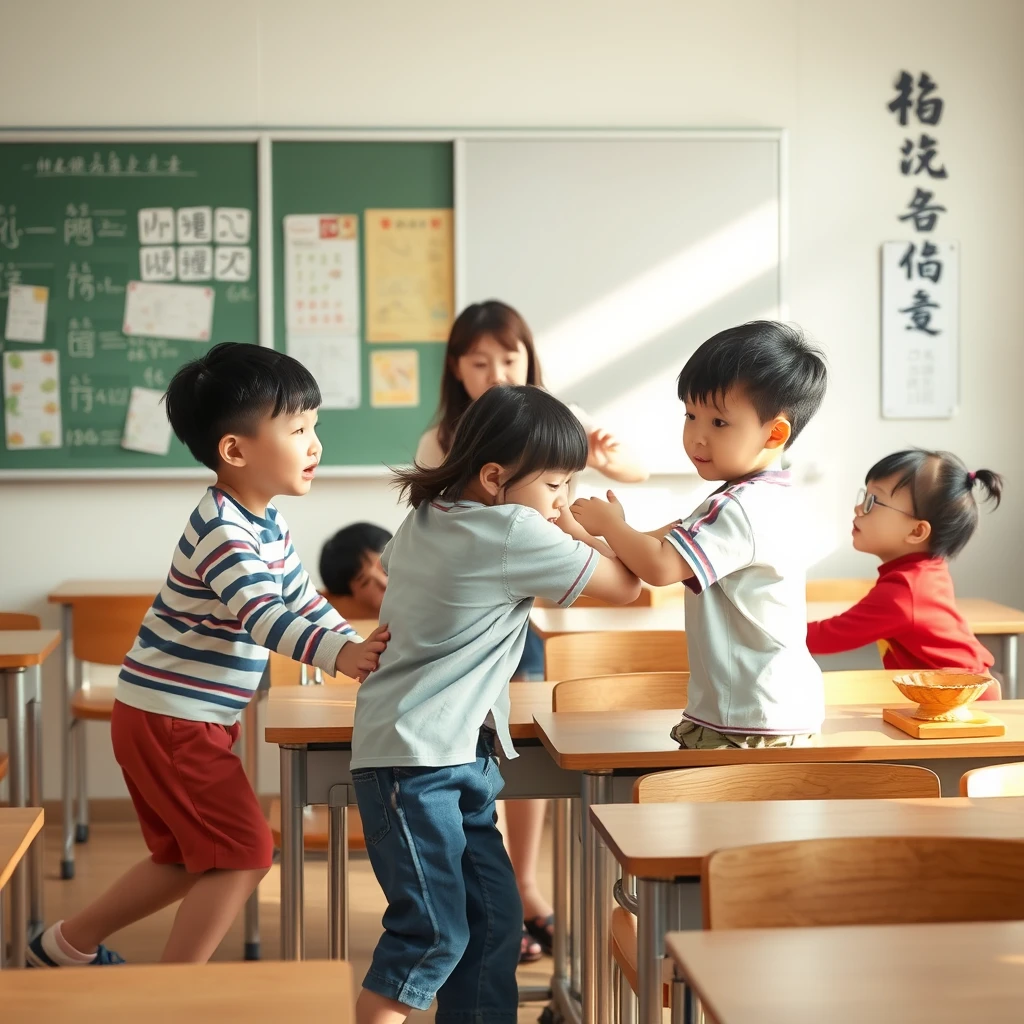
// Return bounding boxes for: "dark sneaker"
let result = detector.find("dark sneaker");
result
[27,933,125,967]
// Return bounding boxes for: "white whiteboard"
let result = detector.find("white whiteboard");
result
[458,133,783,474]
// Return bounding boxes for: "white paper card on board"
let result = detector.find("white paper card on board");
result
[138,208,175,245]
[288,335,360,410]
[881,240,959,419]
[122,281,214,342]
[215,208,251,245]
[5,284,49,343]
[122,386,173,455]
[284,214,360,337]
[3,348,62,449]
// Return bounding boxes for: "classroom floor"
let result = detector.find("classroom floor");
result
[38,819,554,1023]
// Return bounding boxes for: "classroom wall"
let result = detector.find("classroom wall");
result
[2,0,1022,799]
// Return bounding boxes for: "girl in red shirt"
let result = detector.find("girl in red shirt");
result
[807,449,1003,698]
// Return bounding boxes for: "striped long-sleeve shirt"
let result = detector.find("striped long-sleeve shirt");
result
[116,487,358,725]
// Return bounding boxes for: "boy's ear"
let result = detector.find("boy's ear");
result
[218,433,247,468]
[478,462,505,499]
[765,416,792,450]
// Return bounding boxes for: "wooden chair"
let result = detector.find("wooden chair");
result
[66,595,152,844]
[822,668,902,704]
[611,761,940,1008]
[806,578,875,602]
[703,835,1024,929]
[960,762,1024,797]
[0,612,42,631]
[553,672,688,713]
[544,630,688,681]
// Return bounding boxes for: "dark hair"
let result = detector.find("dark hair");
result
[395,384,587,508]
[319,523,393,596]
[866,449,1003,559]
[164,342,321,470]
[676,321,827,447]
[434,300,543,454]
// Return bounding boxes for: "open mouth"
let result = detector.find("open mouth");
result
[302,462,318,479]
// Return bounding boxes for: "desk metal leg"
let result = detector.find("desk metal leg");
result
[636,878,670,1024]
[4,669,29,968]
[242,694,261,960]
[279,745,306,960]
[27,666,43,936]
[74,717,88,843]
[327,784,349,960]
[61,606,76,880]
[582,771,614,1024]
[552,797,571,984]
[1003,635,1018,700]
[571,796,582,998]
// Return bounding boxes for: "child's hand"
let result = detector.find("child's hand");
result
[335,624,390,683]
[570,490,626,537]
[587,429,621,471]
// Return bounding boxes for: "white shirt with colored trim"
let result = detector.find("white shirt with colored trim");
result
[666,470,824,736]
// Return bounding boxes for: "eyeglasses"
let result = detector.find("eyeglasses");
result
[855,488,918,518]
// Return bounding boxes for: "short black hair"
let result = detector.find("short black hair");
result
[393,384,588,508]
[164,342,321,470]
[320,523,393,596]
[676,321,828,447]
[866,449,1003,559]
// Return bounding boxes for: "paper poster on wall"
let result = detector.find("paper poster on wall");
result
[4,284,49,343]
[122,281,215,342]
[122,386,173,455]
[284,214,360,337]
[289,335,361,410]
[370,349,419,408]
[365,209,454,342]
[3,348,62,449]
[881,240,959,419]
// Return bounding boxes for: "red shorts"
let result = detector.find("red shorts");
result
[111,700,273,873]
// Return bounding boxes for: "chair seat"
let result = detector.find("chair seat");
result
[71,686,116,721]
[268,799,365,852]
[610,906,670,1006]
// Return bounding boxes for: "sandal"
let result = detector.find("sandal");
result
[524,914,555,957]
[520,926,543,963]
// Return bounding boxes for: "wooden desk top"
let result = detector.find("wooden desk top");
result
[0,807,43,890]
[0,630,60,669]
[47,579,162,603]
[666,921,1024,1024]
[534,701,1024,770]
[530,596,1024,638]
[265,681,557,746]
[591,797,1024,877]
[0,960,353,1023]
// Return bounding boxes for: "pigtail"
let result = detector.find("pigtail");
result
[970,468,1003,509]
[392,460,468,509]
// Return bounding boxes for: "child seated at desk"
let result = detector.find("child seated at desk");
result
[320,522,392,617]
[807,449,1003,699]
[572,321,828,748]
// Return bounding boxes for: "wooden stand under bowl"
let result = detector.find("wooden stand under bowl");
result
[883,671,1004,739]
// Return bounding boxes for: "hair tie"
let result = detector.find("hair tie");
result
[968,471,977,484]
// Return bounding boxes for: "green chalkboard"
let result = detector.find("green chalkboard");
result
[0,140,258,474]
[271,141,452,468]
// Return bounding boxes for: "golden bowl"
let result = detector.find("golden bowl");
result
[892,671,993,722]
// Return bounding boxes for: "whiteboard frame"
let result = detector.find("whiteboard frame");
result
[0,127,786,480]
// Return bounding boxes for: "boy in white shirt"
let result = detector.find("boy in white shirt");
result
[572,321,828,747]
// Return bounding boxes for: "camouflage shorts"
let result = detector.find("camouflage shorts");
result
[671,720,816,750]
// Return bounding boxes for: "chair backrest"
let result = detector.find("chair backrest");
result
[70,595,153,665]
[544,630,687,680]
[552,672,689,713]
[0,612,41,630]
[806,578,875,602]
[822,669,902,705]
[960,761,1024,797]
[634,761,940,803]
[703,836,1024,929]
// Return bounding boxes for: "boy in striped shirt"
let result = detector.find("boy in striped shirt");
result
[29,343,388,968]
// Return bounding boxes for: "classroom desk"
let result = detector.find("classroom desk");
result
[0,808,44,969]
[666,920,1024,1024]
[533,700,1024,1024]
[265,682,583,1022]
[0,632,56,968]
[0,959,354,1023]
[591,797,1024,1024]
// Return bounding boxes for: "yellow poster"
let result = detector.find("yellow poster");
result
[365,209,454,342]
[370,350,420,408]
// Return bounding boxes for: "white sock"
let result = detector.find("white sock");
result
[42,921,97,965]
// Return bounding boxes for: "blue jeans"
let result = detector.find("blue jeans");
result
[352,731,521,1019]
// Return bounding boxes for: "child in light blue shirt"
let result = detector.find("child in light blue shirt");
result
[351,384,639,1024]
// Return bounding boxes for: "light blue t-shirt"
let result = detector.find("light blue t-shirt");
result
[350,499,598,769]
